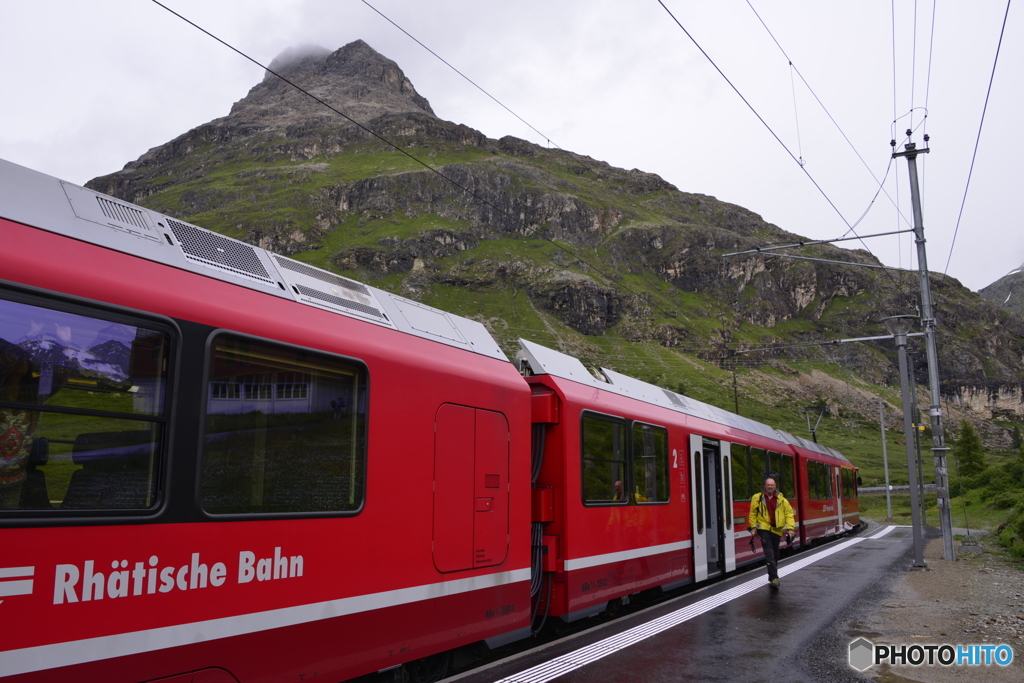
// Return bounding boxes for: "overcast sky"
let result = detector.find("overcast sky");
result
[1,0,1019,292]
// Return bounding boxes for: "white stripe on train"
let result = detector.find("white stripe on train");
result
[0,567,532,678]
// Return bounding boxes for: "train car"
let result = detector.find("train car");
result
[0,156,861,682]
[0,157,533,682]
[779,432,860,543]
[513,341,823,623]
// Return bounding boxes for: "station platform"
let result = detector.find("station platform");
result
[451,525,913,683]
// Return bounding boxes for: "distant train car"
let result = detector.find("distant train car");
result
[780,432,861,543]
[0,157,858,683]
[514,342,860,624]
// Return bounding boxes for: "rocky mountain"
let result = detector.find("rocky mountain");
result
[86,40,1024,460]
[979,262,1024,319]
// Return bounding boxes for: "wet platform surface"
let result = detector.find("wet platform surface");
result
[452,526,914,683]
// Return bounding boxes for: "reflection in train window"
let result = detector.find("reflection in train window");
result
[731,444,750,501]
[749,448,766,488]
[632,422,669,503]
[581,413,626,504]
[200,335,367,515]
[779,453,794,498]
[0,294,170,512]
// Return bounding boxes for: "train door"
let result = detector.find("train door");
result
[720,442,736,573]
[834,466,844,534]
[689,434,728,581]
[433,404,510,572]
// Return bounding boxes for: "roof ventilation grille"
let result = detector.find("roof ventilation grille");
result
[167,219,273,285]
[96,197,150,232]
[295,284,386,319]
[272,255,369,295]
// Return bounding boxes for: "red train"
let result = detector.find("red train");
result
[0,157,858,682]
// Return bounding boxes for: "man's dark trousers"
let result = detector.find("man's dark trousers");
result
[757,529,782,581]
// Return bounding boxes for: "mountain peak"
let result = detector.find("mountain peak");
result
[266,44,332,78]
[228,40,434,128]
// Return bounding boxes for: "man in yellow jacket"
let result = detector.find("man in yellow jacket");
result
[747,477,795,590]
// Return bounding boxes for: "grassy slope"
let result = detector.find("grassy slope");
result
[132,146,1023,531]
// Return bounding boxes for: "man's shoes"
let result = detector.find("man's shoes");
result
[769,578,780,591]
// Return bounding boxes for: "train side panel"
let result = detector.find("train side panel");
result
[0,215,532,682]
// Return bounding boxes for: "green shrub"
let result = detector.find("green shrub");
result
[989,491,1024,510]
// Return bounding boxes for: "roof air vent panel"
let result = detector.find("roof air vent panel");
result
[270,255,393,327]
[60,182,161,242]
[273,255,369,295]
[294,284,386,319]
[166,218,274,285]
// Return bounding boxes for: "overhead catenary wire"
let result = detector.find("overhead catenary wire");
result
[943,0,1013,275]
[153,0,931,377]
[746,0,914,241]
[923,0,937,139]
[358,0,709,324]
[911,0,919,132]
[148,0,687,325]
[360,0,553,147]
[892,0,904,270]
[737,1,910,296]
[656,0,860,240]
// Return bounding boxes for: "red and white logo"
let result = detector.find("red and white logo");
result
[0,566,35,602]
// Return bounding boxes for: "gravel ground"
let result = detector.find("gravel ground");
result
[849,525,1024,682]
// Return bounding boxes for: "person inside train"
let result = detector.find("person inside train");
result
[747,476,795,590]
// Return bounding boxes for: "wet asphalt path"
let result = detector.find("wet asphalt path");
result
[450,525,915,683]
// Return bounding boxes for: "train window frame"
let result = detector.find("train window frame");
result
[196,330,369,520]
[0,284,178,522]
[749,447,766,489]
[731,443,750,502]
[580,411,629,506]
[630,421,670,505]
[780,453,794,498]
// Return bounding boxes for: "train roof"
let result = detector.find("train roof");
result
[777,430,852,464]
[0,157,506,362]
[516,338,784,443]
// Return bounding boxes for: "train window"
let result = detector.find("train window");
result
[0,295,170,512]
[200,335,367,515]
[811,461,823,499]
[581,413,626,504]
[631,422,668,503]
[810,461,832,500]
[779,453,794,498]
[731,444,750,501]
[750,448,766,488]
